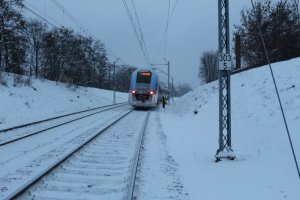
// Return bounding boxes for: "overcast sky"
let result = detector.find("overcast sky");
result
[24,0,253,88]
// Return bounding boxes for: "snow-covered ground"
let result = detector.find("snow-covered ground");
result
[160,58,300,199]
[0,57,300,199]
[0,74,127,129]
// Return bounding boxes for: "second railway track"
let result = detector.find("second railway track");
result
[0,103,127,133]
[3,110,150,200]
[0,103,128,146]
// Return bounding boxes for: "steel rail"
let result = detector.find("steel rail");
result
[0,102,127,133]
[3,109,134,200]
[0,103,128,146]
[126,110,150,200]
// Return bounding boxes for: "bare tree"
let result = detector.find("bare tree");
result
[198,50,218,84]
[114,65,136,92]
[26,19,48,78]
[0,0,25,73]
[292,0,299,16]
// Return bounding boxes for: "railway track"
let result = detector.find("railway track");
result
[4,110,150,200]
[0,102,127,132]
[0,103,128,146]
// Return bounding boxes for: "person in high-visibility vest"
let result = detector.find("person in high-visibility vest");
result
[161,96,167,108]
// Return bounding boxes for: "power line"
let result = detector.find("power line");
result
[122,0,171,77]
[122,0,151,66]
[48,0,128,64]
[151,0,178,79]
[50,0,94,37]
[23,5,58,28]
[24,0,63,27]
[131,0,151,64]
[164,0,178,58]
[153,0,178,60]
[164,0,171,58]
[23,0,129,67]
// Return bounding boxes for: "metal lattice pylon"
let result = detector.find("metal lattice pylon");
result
[215,0,235,161]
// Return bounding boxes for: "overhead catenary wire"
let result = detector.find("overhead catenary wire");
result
[21,0,131,70]
[23,5,58,28]
[122,0,151,66]
[50,0,94,38]
[164,0,171,58]
[24,0,63,27]
[250,0,300,180]
[131,0,151,65]
[121,0,175,81]
[153,0,178,60]
[48,0,128,65]
[121,0,168,77]
[152,0,178,87]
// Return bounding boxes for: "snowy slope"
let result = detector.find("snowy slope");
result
[0,57,299,199]
[160,58,300,199]
[0,74,127,129]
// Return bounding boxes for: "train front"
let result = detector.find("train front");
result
[128,69,159,108]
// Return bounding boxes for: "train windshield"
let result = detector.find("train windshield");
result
[137,71,152,83]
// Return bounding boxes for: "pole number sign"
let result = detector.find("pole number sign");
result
[218,53,232,70]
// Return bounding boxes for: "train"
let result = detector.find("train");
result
[128,68,163,108]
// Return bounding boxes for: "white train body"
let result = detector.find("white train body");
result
[128,68,160,108]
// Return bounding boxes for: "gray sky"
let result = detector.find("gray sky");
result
[24,0,252,88]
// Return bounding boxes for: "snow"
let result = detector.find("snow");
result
[0,108,130,199]
[0,74,127,129]
[0,57,300,199]
[17,111,148,200]
[135,111,189,199]
[160,58,300,199]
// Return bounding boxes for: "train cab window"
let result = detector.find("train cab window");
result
[137,72,152,83]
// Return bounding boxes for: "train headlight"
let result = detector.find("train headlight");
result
[149,90,154,95]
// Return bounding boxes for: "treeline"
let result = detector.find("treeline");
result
[0,0,192,96]
[0,0,135,92]
[235,0,300,67]
[199,0,300,84]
